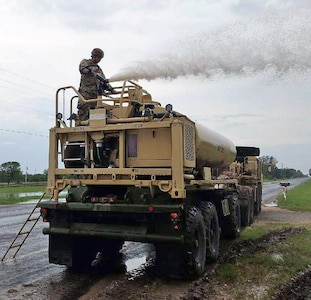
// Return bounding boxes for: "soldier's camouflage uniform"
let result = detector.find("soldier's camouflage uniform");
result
[78,59,104,121]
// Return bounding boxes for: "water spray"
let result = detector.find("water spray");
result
[109,7,311,82]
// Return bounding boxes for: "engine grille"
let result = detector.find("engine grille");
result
[184,124,195,161]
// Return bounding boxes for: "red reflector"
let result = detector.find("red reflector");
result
[148,205,154,212]
[174,225,179,230]
[40,208,47,215]
[109,197,114,203]
[170,212,178,219]
[43,218,48,223]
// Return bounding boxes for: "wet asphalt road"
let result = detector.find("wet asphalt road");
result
[0,177,309,297]
[261,177,308,205]
[0,204,151,298]
[0,204,64,292]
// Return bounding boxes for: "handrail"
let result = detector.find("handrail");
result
[55,81,162,128]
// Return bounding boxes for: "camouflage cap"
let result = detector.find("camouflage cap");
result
[91,48,104,58]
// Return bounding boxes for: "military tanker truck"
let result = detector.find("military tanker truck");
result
[38,80,262,278]
[228,146,263,226]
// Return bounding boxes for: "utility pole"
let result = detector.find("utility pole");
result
[25,165,28,183]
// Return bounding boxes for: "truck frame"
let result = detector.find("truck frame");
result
[38,81,262,278]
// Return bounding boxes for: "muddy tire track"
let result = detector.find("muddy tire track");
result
[182,227,307,300]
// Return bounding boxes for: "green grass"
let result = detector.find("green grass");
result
[0,185,45,193]
[277,178,311,211]
[215,263,238,281]
[212,179,311,299]
[0,195,50,205]
[0,185,47,205]
[212,227,311,299]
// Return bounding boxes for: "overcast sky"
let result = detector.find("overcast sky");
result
[0,0,310,174]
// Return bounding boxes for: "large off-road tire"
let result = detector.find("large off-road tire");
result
[155,206,206,279]
[240,189,254,227]
[184,206,206,277]
[221,194,241,239]
[254,183,262,215]
[199,201,220,263]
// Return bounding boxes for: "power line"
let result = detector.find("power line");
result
[0,67,57,105]
[0,128,48,138]
[0,67,55,90]
[1,96,54,116]
[0,77,53,99]
[0,66,77,119]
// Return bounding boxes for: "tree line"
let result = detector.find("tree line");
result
[259,155,306,180]
[0,161,47,185]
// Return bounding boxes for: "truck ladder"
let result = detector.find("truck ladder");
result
[1,192,48,261]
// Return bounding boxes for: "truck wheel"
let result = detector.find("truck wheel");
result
[254,196,260,215]
[221,195,241,239]
[250,196,254,224]
[155,207,206,279]
[199,202,220,263]
[240,189,254,227]
[258,183,262,213]
[254,183,262,215]
[184,206,206,277]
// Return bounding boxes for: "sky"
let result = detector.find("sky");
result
[0,0,310,175]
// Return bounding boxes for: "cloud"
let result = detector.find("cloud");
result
[110,6,311,82]
[2,141,15,145]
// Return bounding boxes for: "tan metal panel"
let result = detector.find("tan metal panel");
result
[126,128,172,167]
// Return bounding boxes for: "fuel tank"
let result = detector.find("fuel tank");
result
[195,123,236,169]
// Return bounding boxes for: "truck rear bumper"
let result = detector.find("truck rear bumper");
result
[43,223,184,243]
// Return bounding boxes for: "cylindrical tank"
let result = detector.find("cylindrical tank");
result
[195,123,236,169]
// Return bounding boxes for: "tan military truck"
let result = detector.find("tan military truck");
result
[229,146,263,226]
[38,80,262,278]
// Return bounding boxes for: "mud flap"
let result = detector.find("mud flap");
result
[49,234,73,266]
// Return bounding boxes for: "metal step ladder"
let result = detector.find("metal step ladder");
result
[1,192,48,261]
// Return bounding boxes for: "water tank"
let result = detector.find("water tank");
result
[195,123,236,169]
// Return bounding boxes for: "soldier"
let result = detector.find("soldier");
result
[78,48,112,121]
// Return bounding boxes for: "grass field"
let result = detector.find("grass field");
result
[211,178,311,299]
[213,225,311,299]
[0,185,47,205]
[0,185,45,193]
[277,178,311,211]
